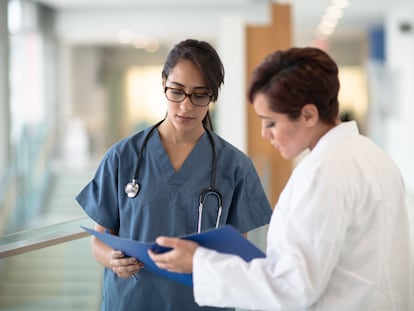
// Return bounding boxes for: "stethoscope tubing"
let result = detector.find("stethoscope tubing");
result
[198,187,223,233]
[125,119,224,232]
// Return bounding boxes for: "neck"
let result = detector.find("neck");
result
[157,120,205,146]
[309,120,339,150]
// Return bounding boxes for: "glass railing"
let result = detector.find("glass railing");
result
[0,217,269,311]
[1,122,55,236]
[0,217,103,311]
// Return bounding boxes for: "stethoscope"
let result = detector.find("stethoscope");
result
[124,119,223,233]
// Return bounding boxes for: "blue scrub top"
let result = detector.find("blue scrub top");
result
[76,125,272,311]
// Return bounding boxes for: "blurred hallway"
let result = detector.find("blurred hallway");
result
[1,0,413,309]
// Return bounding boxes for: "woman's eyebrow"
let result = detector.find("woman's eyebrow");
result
[166,81,209,90]
[166,81,184,88]
[258,115,273,120]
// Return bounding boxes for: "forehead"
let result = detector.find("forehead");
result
[167,59,207,87]
[253,93,272,115]
[253,93,291,122]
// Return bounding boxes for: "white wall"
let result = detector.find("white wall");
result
[385,0,414,287]
[386,2,414,194]
[216,15,247,152]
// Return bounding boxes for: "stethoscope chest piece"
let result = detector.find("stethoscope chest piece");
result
[125,179,140,198]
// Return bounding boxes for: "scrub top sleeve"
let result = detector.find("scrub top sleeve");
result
[228,162,272,233]
[75,152,120,231]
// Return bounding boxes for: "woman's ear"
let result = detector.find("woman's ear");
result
[301,103,319,126]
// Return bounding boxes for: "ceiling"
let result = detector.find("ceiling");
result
[30,0,399,47]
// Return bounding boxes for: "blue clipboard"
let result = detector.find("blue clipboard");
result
[81,225,265,286]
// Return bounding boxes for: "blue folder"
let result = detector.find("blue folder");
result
[81,225,265,286]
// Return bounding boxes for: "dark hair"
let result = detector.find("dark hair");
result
[248,47,339,124]
[162,39,225,130]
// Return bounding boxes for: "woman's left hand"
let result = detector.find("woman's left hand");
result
[148,237,199,273]
[109,250,144,278]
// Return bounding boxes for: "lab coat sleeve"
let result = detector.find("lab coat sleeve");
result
[193,247,269,309]
[193,246,324,310]
[192,166,349,310]
[192,246,321,310]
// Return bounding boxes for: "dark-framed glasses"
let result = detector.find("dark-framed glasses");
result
[164,87,212,107]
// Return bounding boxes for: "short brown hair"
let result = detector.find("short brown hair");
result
[248,47,340,124]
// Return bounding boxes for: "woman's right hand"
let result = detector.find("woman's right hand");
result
[109,250,144,279]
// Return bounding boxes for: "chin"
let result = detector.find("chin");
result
[280,153,292,160]
[279,150,296,161]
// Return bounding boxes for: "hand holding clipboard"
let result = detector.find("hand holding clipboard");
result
[82,225,265,286]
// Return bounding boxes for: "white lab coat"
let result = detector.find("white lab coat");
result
[192,121,412,311]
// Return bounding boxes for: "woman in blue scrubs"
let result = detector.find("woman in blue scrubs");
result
[76,39,272,311]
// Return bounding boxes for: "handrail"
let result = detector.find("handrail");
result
[0,217,94,258]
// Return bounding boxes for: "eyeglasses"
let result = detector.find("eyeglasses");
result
[164,87,212,107]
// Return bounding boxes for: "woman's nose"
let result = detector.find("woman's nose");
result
[261,126,271,140]
[179,96,193,110]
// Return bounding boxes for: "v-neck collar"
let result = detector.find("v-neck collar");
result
[148,130,211,186]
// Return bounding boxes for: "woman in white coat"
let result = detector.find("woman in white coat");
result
[149,47,412,311]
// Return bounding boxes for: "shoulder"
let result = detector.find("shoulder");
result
[210,133,258,178]
[296,125,402,189]
[212,133,252,163]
